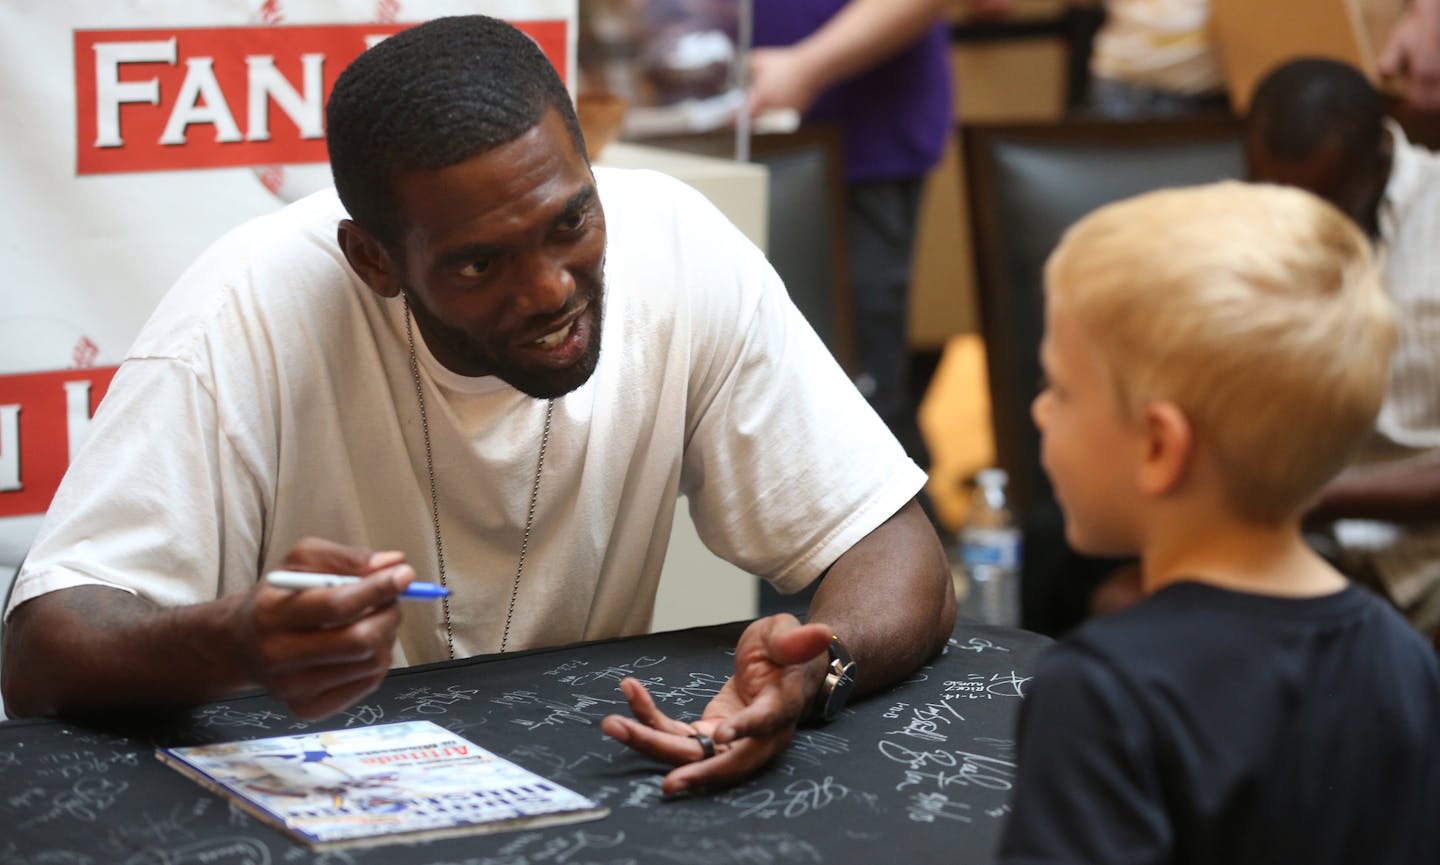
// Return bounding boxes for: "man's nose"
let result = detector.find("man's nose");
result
[511,253,575,316]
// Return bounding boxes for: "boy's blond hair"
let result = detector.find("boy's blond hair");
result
[1044,181,1395,523]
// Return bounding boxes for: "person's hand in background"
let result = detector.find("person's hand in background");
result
[746,44,828,116]
[1380,0,1440,111]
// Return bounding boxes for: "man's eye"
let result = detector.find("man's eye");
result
[459,258,492,278]
[557,211,585,232]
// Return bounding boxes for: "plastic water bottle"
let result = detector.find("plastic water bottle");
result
[958,468,1021,626]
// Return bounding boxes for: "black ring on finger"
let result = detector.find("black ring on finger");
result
[690,732,717,760]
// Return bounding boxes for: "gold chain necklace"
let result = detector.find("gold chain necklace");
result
[403,297,554,659]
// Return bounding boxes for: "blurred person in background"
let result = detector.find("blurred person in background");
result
[1247,56,1440,646]
[1068,0,1229,119]
[749,1,1010,531]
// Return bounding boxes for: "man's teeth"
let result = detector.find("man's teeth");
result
[532,321,573,349]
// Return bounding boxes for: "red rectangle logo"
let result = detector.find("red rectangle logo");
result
[0,367,118,518]
[74,20,568,175]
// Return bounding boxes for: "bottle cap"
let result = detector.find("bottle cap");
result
[976,467,1009,488]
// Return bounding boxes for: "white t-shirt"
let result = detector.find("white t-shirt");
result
[1334,122,1440,628]
[5,167,924,666]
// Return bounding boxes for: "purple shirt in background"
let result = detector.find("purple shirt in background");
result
[752,1,953,182]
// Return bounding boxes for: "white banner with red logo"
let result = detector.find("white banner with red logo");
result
[0,0,577,578]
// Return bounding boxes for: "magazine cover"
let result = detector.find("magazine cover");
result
[157,720,609,850]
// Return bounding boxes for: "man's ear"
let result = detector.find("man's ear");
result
[1137,400,1193,498]
[337,219,402,298]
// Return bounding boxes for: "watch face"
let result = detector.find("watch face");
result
[822,658,857,721]
[810,636,857,723]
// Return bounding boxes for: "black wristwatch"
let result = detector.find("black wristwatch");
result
[808,634,857,724]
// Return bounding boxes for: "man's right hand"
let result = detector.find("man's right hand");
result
[239,538,415,720]
[1,537,414,721]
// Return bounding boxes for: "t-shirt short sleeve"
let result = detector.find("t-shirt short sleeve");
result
[643,172,925,592]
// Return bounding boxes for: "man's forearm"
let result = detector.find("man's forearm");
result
[806,499,956,698]
[1309,462,1440,525]
[1,587,255,717]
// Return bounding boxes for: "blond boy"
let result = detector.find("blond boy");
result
[996,182,1440,864]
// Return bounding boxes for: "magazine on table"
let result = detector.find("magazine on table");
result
[157,719,609,851]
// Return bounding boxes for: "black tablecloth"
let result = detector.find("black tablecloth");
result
[0,618,1050,864]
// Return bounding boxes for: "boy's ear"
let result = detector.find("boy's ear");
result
[1137,400,1193,498]
[337,219,403,298]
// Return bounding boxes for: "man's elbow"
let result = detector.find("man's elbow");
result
[1,604,58,718]
[936,568,958,636]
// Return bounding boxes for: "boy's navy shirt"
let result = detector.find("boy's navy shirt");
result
[998,581,1440,865]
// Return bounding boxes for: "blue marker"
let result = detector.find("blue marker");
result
[264,569,450,600]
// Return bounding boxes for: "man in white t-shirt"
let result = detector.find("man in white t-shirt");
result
[0,16,955,794]
[1246,57,1440,645]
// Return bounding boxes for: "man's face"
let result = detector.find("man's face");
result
[388,110,606,399]
[1030,298,1145,557]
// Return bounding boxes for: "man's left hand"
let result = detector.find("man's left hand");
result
[599,614,834,795]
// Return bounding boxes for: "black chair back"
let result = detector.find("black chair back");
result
[963,118,1245,518]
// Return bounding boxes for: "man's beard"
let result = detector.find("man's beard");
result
[403,276,605,400]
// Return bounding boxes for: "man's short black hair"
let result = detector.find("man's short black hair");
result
[326,15,587,246]
[1246,57,1385,165]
